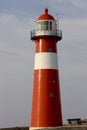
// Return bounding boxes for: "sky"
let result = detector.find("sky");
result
[0,0,87,128]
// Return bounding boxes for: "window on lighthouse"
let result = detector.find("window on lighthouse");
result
[45,21,49,30]
[37,21,52,31]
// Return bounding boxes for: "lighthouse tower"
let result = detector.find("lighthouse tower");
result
[30,8,62,130]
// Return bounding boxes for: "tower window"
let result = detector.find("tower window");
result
[48,48,52,52]
[45,21,49,30]
[48,92,54,97]
[37,21,52,31]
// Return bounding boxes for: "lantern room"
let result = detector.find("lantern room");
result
[30,8,62,41]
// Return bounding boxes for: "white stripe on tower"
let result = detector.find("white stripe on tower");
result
[34,53,58,70]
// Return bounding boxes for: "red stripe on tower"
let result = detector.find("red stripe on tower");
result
[30,8,62,130]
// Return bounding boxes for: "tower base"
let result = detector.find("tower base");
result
[29,127,61,130]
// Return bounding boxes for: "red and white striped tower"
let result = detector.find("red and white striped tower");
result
[30,8,62,130]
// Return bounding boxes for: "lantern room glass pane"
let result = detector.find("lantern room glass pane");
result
[45,21,49,30]
[37,21,52,31]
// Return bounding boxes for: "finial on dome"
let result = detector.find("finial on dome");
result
[44,8,48,14]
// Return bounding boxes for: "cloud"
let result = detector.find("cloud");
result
[58,18,87,122]
[59,18,87,80]
[46,0,87,19]
[0,13,35,128]
[0,0,87,19]
[71,0,87,10]
[0,13,35,49]
[0,0,44,18]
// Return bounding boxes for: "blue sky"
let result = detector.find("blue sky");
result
[0,0,87,128]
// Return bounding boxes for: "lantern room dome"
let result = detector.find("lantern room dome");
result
[37,8,55,21]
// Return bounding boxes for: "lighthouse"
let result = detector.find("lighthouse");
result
[30,8,62,130]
